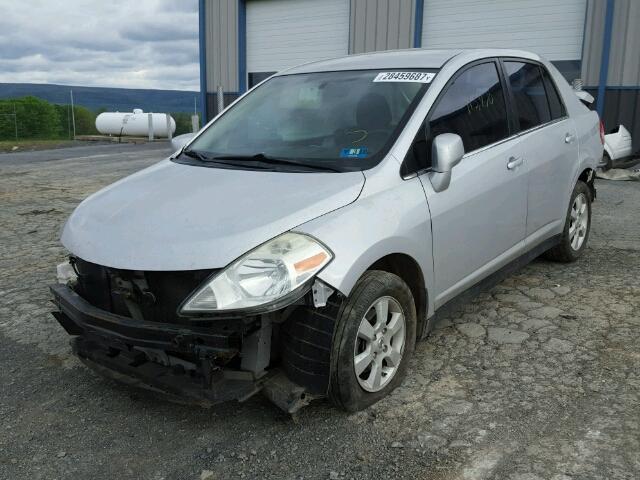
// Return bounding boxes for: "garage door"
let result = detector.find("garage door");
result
[246,0,349,85]
[421,0,587,61]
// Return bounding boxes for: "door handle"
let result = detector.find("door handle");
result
[507,156,523,170]
[565,133,576,144]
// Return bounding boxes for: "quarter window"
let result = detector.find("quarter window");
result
[541,68,566,120]
[504,62,551,131]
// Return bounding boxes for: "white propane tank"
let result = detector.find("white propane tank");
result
[95,109,176,137]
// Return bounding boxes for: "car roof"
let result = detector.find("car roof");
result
[279,48,542,75]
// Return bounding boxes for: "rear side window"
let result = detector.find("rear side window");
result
[541,68,566,120]
[504,61,551,131]
[428,62,509,154]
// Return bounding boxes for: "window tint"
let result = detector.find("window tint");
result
[429,62,509,154]
[403,62,509,174]
[504,62,551,131]
[402,121,429,175]
[541,68,566,120]
[187,70,431,171]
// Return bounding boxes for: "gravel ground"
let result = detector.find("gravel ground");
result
[0,144,638,480]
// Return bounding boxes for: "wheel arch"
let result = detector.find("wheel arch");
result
[578,167,596,201]
[367,253,428,338]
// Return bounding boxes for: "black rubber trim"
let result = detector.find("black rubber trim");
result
[72,337,263,406]
[50,284,239,353]
[426,234,561,334]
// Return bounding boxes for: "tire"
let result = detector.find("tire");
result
[544,180,592,263]
[280,298,341,396]
[328,270,417,412]
[602,153,613,171]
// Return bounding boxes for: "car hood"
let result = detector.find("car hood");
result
[62,159,365,270]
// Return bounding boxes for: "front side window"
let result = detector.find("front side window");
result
[182,70,434,172]
[504,61,551,131]
[404,62,509,173]
[429,62,509,153]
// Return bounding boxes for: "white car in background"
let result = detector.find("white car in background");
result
[602,124,633,170]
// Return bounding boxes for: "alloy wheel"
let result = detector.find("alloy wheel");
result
[569,192,589,251]
[353,296,406,392]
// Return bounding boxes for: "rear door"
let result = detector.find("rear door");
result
[416,60,528,306]
[501,60,578,240]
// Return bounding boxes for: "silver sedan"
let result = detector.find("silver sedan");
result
[52,48,603,412]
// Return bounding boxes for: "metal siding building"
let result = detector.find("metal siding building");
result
[581,0,640,149]
[349,0,416,54]
[200,0,640,152]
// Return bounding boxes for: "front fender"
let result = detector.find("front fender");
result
[294,174,435,317]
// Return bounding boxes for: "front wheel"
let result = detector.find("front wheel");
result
[544,180,592,262]
[328,271,416,412]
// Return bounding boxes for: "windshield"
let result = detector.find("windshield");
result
[181,69,436,172]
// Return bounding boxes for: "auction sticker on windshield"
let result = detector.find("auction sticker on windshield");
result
[373,72,435,83]
[340,147,369,158]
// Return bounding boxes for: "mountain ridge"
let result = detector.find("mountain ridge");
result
[0,83,200,113]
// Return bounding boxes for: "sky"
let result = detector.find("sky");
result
[0,0,200,91]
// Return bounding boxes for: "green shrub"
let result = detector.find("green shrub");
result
[0,96,60,139]
[171,112,195,136]
[0,96,192,140]
[53,104,73,139]
[72,105,98,135]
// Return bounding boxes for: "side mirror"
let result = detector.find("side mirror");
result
[171,132,196,153]
[429,133,464,192]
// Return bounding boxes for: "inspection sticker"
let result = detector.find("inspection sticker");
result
[340,147,369,158]
[373,71,435,83]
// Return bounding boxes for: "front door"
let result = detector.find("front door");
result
[417,61,528,307]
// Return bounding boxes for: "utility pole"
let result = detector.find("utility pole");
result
[67,104,71,139]
[69,90,77,139]
[13,103,17,140]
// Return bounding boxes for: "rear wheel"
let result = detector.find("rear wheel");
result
[328,271,416,412]
[544,180,591,262]
[601,153,613,171]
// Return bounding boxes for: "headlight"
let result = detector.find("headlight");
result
[180,233,332,313]
[56,261,77,285]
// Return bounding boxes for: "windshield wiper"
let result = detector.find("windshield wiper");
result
[181,148,211,162]
[210,153,340,172]
[178,149,273,171]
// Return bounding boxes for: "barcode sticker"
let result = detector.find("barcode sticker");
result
[373,72,435,83]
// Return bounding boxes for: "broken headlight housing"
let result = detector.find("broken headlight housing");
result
[180,232,332,314]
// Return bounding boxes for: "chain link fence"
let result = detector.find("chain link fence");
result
[0,97,96,141]
[0,96,198,142]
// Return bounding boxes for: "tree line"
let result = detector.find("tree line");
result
[0,96,194,141]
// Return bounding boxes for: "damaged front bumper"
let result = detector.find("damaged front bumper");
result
[50,284,311,412]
